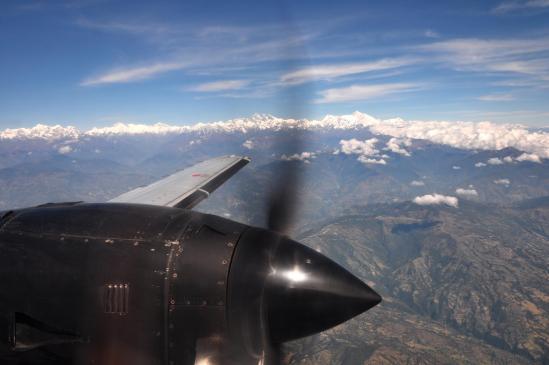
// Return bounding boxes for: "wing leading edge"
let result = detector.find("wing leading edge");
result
[108,155,250,209]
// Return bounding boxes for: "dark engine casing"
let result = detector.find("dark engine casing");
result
[0,202,381,365]
[0,203,247,365]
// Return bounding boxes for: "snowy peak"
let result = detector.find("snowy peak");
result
[1,112,548,159]
[86,122,187,136]
[0,124,80,141]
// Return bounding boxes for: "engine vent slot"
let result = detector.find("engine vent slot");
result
[103,284,129,315]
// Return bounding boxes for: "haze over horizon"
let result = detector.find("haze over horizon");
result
[2,0,549,129]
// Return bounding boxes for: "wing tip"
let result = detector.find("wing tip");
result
[228,154,251,163]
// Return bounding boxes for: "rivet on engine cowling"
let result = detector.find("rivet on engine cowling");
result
[227,242,234,247]
[221,259,228,265]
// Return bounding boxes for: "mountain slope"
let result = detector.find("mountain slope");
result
[282,198,549,364]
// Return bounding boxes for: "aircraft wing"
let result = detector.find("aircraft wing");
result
[108,155,250,209]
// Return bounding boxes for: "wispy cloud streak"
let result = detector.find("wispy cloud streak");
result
[81,62,186,85]
[478,93,515,101]
[77,18,315,86]
[493,0,549,13]
[190,80,250,92]
[280,58,417,85]
[316,83,419,103]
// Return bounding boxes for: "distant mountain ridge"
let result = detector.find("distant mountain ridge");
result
[2,112,548,159]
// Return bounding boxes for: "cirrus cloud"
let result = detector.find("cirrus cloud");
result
[81,62,186,86]
[280,58,416,85]
[493,0,549,13]
[478,93,515,101]
[315,83,419,103]
[190,80,250,92]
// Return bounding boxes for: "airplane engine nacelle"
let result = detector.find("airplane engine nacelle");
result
[0,202,380,365]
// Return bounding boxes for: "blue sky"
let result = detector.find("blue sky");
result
[1,0,549,129]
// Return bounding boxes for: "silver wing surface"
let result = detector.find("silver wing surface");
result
[108,155,250,209]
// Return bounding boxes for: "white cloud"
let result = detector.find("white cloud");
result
[358,156,386,164]
[320,112,549,159]
[452,165,461,170]
[77,19,319,87]
[413,194,458,208]
[487,157,504,165]
[242,139,254,149]
[478,93,514,101]
[339,138,380,156]
[456,188,478,196]
[281,58,415,85]
[191,80,249,92]
[493,0,549,13]
[57,145,73,154]
[338,138,387,165]
[385,137,412,156]
[475,162,487,167]
[485,153,542,164]
[516,152,542,163]
[418,37,549,87]
[81,62,186,86]
[281,152,316,162]
[410,180,425,186]
[316,83,418,103]
[494,178,511,185]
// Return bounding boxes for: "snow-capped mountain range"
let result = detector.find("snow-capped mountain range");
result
[2,112,549,159]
